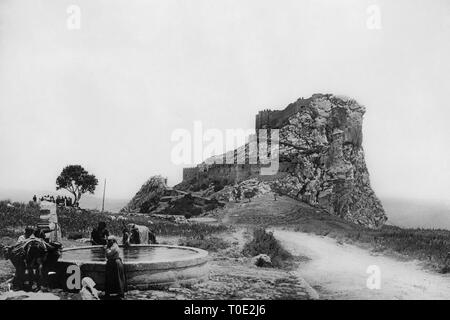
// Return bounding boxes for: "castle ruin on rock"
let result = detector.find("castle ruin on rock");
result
[180,94,387,229]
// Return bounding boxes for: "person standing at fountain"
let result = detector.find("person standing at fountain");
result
[91,222,109,245]
[104,236,126,299]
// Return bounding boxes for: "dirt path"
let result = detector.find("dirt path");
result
[274,229,450,300]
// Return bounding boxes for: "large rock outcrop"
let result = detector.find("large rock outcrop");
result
[271,94,386,228]
[180,94,387,229]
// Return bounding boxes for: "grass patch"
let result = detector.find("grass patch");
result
[242,228,292,268]
[293,222,450,272]
[342,226,450,271]
[179,236,230,252]
[231,196,450,272]
[67,232,84,240]
[0,201,228,241]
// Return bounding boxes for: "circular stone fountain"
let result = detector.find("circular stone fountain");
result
[56,244,209,290]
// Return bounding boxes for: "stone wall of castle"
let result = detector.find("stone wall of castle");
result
[182,167,199,182]
[182,161,296,189]
[183,164,260,186]
[255,96,314,129]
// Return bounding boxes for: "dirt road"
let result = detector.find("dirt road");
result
[274,229,450,300]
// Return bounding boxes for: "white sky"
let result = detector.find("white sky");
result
[0,0,449,201]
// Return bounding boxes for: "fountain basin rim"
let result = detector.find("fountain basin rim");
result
[59,244,209,270]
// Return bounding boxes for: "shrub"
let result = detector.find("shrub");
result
[243,189,257,201]
[253,254,272,267]
[441,265,450,274]
[242,228,292,268]
[0,200,40,234]
[67,232,84,240]
[204,203,218,212]
[212,178,231,192]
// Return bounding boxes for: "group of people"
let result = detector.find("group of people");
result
[90,221,157,247]
[17,225,49,242]
[5,220,157,299]
[84,221,157,300]
[33,195,74,207]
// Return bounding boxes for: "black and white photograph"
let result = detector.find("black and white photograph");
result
[0,0,450,308]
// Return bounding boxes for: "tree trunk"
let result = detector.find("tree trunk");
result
[70,192,78,207]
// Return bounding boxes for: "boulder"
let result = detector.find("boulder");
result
[122,176,223,216]
[211,179,273,203]
[252,254,272,267]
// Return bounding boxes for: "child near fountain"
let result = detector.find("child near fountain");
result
[80,277,100,300]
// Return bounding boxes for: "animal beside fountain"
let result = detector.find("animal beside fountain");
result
[3,237,62,291]
[122,224,157,246]
[2,200,63,291]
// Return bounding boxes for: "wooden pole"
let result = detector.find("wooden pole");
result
[101,179,106,212]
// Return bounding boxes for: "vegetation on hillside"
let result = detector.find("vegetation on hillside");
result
[179,236,230,252]
[177,175,234,193]
[121,175,167,213]
[344,226,450,270]
[2,195,450,273]
[0,201,227,240]
[0,201,40,237]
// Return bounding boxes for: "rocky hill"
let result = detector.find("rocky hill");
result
[179,94,387,229]
[121,175,223,216]
[121,176,168,213]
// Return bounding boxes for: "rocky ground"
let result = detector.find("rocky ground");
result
[124,261,314,300]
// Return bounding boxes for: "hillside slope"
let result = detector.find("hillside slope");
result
[215,194,450,271]
[214,194,450,299]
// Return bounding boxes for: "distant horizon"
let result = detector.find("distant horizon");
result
[1,186,449,230]
[2,177,450,206]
